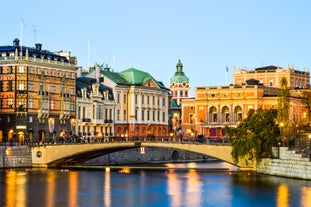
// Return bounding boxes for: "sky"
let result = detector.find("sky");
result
[1,0,311,96]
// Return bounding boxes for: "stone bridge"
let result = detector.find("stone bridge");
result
[31,142,252,169]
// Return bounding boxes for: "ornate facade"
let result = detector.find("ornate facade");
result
[76,76,115,141]
[182,66,309,139]
[0,39,78,143]
[82,64,170,140]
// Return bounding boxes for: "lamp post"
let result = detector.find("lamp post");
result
[309,134,311,161]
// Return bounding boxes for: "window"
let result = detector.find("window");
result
[29,66,33,74]
[61,84,65,93]
[65,72,69,78]
[58,70,62,77]
[52,69,55,76]
[124,94,127,103]
[135,95,137,104]
[71,72,75,79]
[78,107,81,119]
[8,66,12,74]
[50,84,55,93]
[70,101,74,111]
[29,99,33,108]
[162,98,165,106]
[29,116,33,123]
[8,99,13,108]
[44,68,47,75]
[19,66,24,73]
[124,109,127,120]
[0,81,2,92]
[142,95,144,104]
[180,91,183,96]
[142,110,145,121]
[0,66,2,74]
[18,83,24,90]
[117,109,120,121]
[162,112,165,122]
[40,82,43,91]
[8,81,13,91]
[147,96,149,104]
[117,94,120,103]
[70,86,74,95]
[36,67,40,75]
[50,100,55,110]
[185,91,188,97]
[29,81,33,91]
[0,99,2,109]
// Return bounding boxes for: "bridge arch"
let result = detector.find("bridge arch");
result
[31,142,251,168]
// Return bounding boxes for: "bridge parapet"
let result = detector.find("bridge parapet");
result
[31,142,252,169]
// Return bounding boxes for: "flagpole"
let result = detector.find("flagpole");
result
[226,66,228,85]
[20,18,23,57]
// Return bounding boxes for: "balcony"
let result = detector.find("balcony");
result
[38,91,49,96]
[104,119,113,123]
[82,118,91,123]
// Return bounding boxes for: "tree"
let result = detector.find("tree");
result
[226,108,280,164]
[277,77,290,145]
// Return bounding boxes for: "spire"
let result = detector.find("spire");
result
[175,59,185,76]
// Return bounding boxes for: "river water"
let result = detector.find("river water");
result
[1,161,311,207]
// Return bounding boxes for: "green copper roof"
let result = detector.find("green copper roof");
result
[170,59,189,84]
[120,68,153,85]
[100,67,168,90]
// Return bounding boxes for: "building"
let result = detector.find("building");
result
[76,76,115,142]
[234,65,310,89]
[169,59,190,139]
[0,39,78,143]
[82,64,170,140]
[182,65,309,140]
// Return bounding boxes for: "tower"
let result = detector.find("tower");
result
[170,59,190,106]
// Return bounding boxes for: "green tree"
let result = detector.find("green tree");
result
[277,77,290,145]
[226,108,280,164]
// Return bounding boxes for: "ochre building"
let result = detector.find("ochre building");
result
[182,65,309,139]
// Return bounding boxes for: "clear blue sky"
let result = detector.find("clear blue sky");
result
[1,0,311,96]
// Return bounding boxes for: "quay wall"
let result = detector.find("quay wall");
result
[0,146,32,168]
[256,147,311,180]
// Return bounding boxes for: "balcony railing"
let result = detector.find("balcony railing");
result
[82,118,91,123]
[104,119,113,123]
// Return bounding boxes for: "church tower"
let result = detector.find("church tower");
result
[170,59,190,106]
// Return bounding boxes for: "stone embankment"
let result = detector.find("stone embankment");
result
[0,146,32,168]
[256,147,311,180]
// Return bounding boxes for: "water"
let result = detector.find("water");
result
[1,161,311,207]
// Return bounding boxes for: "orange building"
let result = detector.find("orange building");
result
[182,66,309,140]
[0,39,78,143]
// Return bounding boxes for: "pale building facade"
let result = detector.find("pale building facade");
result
[76,77,115,142]
[83,64,170,140]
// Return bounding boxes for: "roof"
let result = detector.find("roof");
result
[170,59,189,84]
[0,44,69,63]
[101,67,168,90]
[76,77,114,100]
[255,65,280,71]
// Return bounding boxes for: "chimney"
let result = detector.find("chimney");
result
[35,43,42,51]
[13,38,20,47]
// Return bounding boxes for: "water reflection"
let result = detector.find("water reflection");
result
[104,171,111,207]
[2,162,311,207]
[46,171,56,207]
[277,184,289,207]
[5,170,27,207]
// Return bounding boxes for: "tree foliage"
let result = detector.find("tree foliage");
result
[277,77,290,144]
[226,108,280,164]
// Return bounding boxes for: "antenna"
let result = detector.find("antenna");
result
[88,36,91,68]
[32,25,38,43]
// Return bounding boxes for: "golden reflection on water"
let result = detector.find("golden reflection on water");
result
[186,170,200,206]
[167,169,182,207]
[5,170,27,207]
[277,184,289,207]
[68,171,78,207]
[104,171,111,207]
[300,186,311,207]
[46,171,56,207]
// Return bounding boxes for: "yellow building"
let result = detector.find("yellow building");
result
[182,66,309,140]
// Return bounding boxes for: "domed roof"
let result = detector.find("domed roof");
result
[170,59,189,84]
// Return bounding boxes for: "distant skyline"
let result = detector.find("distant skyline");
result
[1,0,311,96]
